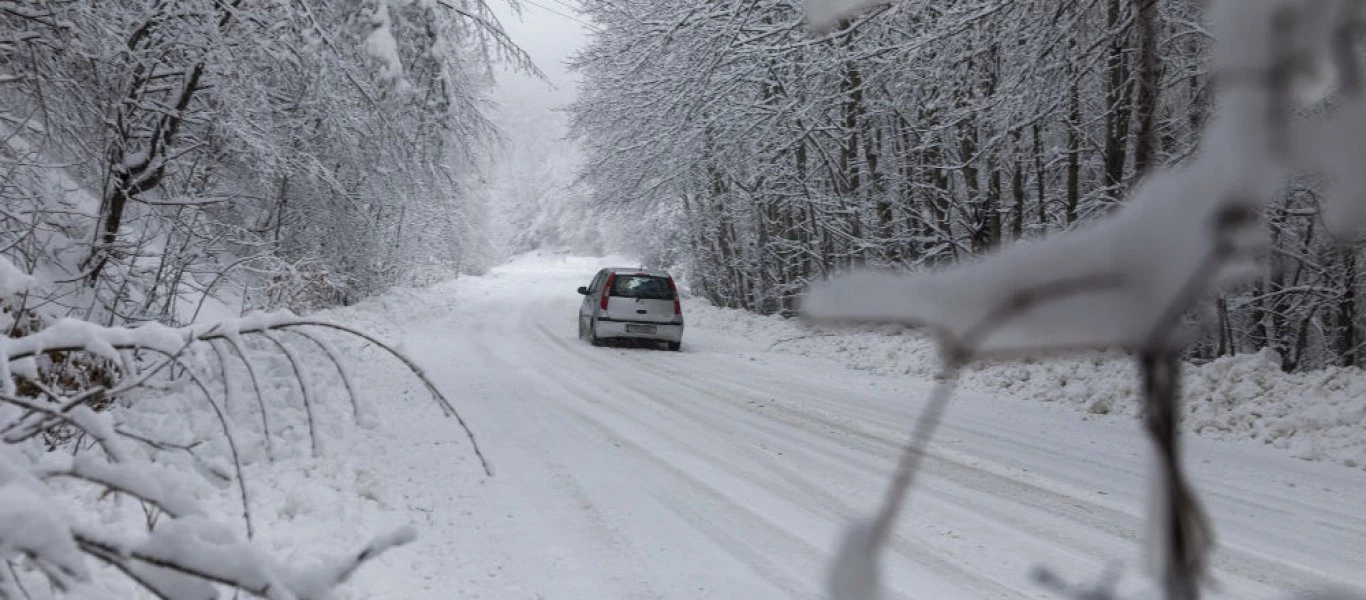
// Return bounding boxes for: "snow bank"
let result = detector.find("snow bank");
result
[685,302,1366,470]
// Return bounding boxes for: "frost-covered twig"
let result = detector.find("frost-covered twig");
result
[823,272,1132,600]
[285,328,363,420]
[215,335,275,460]
[73,521,416,599]
[283,319,493,476]
[1,314,488,472]
[261,330,322,458]
[1,283,484,597]
[765,332,841,351]
[1138,349,1209,600]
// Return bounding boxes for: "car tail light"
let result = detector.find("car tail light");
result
[667,277,680,314]
[600,273,615,310]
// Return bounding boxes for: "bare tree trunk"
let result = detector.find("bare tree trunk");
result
[1066,75,1081,225]
[959,124,984,250]
[1102,0,1134,197]
[1132,0,1162,177]
[1011,130,1026,240]
[1339,247,1359,367]
[986,154,1002,249]
[1032,123,1047,231]
[87,0,241,286]
[1215,295,1232,357]
[274,176,289,247]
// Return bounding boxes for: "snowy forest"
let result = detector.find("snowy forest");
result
[3,0,531,323]
[569,0,1366,373]
[5,0,1366,598]
[1,0,525,596]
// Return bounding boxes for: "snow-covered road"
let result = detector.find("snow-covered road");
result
[338,255,1366,599]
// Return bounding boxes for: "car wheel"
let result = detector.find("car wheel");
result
[667,341,681,352]
[588,320,603,347]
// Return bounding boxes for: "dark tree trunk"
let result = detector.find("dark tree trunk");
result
[1102,0,1134,197]
[1066,76,1081,225]
[1011,131,1026,239]
[1032,123,1047,231]
[1132,0,1162,177]
[1339,247,1360,367]
[986,154,1002,249]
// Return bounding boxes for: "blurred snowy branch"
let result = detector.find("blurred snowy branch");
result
[804,0,1366,598]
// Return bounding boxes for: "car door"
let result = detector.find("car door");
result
[580,270,606,324]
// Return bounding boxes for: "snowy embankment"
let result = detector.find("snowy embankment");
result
[686,301,1366,470]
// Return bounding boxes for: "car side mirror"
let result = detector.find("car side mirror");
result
[577,286,589,295]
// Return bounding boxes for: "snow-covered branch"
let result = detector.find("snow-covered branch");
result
[801,0,1366,598]
[1,255,485,598]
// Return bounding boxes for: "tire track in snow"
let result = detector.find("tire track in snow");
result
[618,342,1355,595]
[449,326,668,598]
[541,324,1136,589]
[523,321,1059,598]
[479,328,828,599]
[616,342,1366,592]
[520,316,1057,598]
[646,353,1366,542]
[530,311,1352,596]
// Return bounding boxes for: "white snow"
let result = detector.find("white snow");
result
[364,1,414,95]
[0,257,37,298]
[169,252,1362,599]
[0,483,87,575]
[691,302,1366,471]
[5,251,1365,597]
[805,0,887,30]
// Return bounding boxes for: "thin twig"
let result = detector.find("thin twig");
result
[261,330,320,458]
[217,335,275,461]
[287,321,492,476]
[285,328,363,420]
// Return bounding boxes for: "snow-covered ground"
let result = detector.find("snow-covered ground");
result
[686,305,1366,472]
[230,252,1366,599]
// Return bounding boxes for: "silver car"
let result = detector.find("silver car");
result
[577,267,684,350]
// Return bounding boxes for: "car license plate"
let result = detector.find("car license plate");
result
[626,324,657,334]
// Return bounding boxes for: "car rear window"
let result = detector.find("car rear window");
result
[610,274,673,300]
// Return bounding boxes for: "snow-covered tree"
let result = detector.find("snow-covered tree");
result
[2,0,534,321]
[2,2,522,596]
[569,0,1366,372]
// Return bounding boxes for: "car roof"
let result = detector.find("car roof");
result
[604,267,672,277]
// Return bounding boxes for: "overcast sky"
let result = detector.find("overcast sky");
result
[489,0,589,117]
[483,1,594,252]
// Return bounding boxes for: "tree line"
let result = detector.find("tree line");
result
[569,0,1365,372]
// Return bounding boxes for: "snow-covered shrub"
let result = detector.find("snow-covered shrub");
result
[0,258,486,598]
[3,300,121,429]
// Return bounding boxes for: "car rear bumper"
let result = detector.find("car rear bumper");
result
[594,318,684,343]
